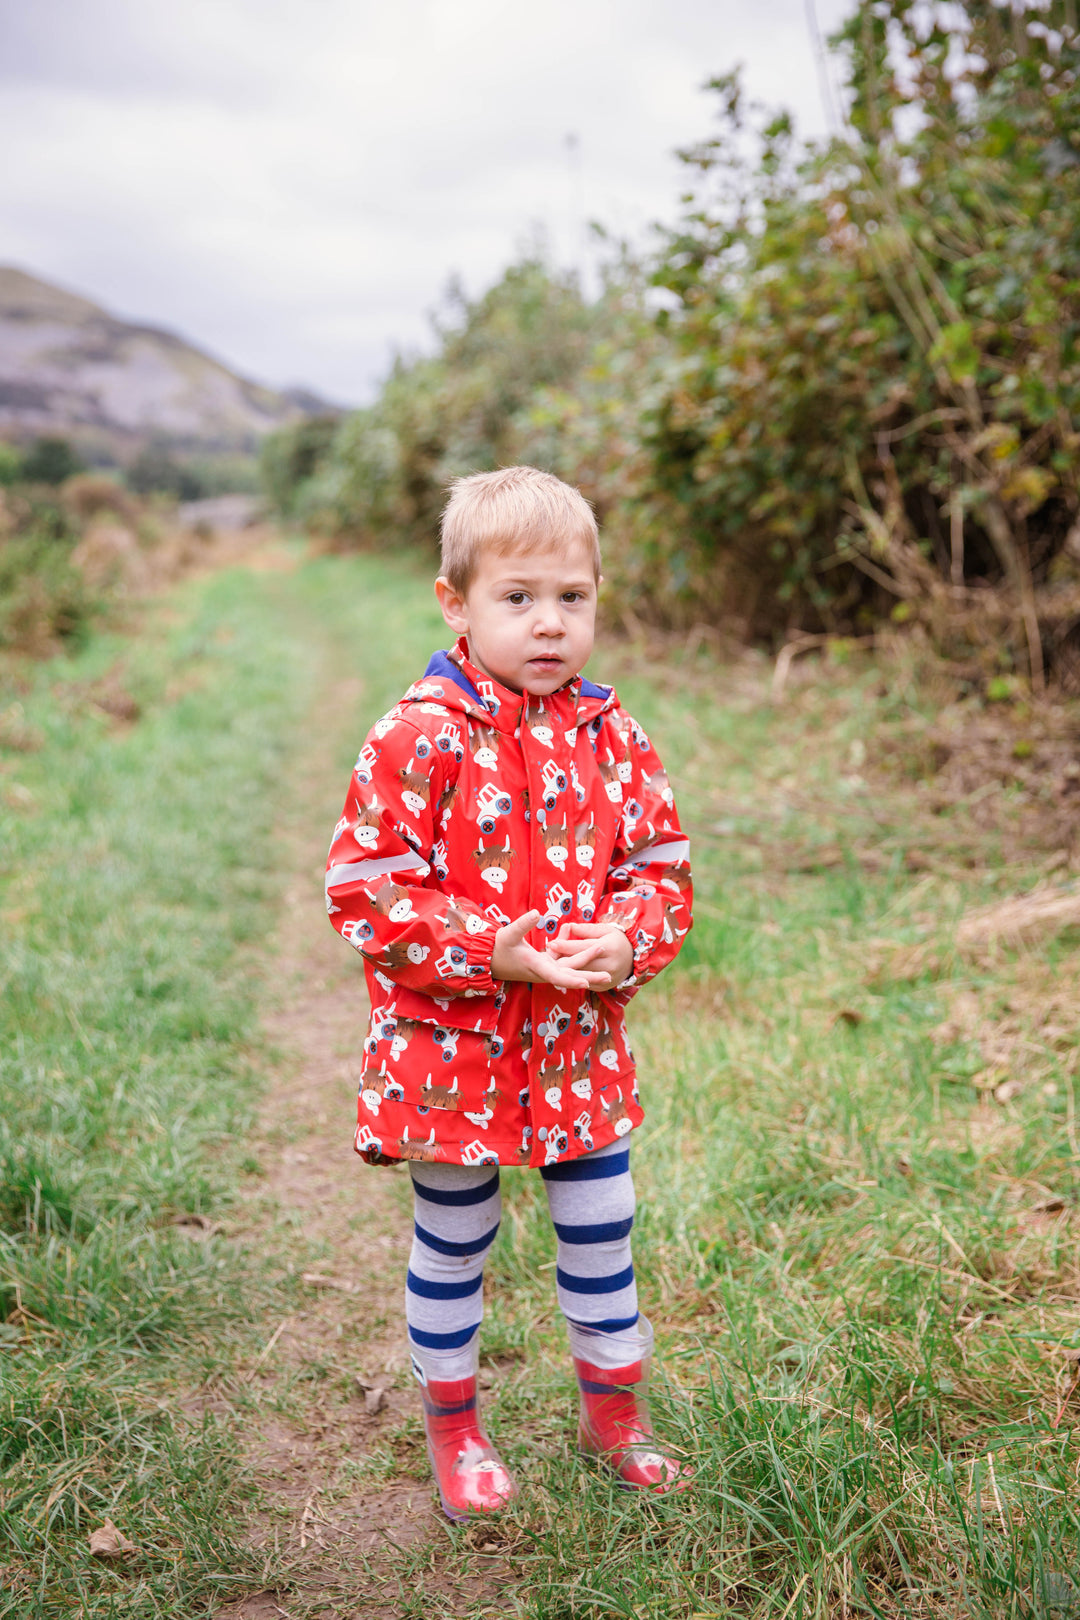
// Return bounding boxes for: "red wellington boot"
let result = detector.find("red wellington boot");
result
[573,1320,692,1494]
[419,1374,517,1522]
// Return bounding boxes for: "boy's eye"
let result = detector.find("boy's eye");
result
[507,591,527,606]
[562,591,584,603]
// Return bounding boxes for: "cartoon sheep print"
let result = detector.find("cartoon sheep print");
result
[325,640,692,1168]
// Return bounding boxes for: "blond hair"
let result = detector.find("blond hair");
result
[439,466,600,592]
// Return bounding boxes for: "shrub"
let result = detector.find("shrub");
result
[634,1,1080,685]
[20,437,83,486]
[127,441,205,500]
[0,443,22,487]
[60,471,139,526]
[259,415,340,520]
[0,526,94,654]
[280,1,1080,689]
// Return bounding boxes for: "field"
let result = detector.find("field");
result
[2,544,1079,1619]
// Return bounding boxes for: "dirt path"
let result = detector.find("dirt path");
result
[220,659,511,1619]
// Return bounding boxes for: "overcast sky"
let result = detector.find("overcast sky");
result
[1,0,854,404]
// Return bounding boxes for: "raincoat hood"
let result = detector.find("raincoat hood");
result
[401,639,619,738]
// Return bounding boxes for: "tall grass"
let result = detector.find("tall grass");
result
[0,564,325,1615]
[3,550,1078,1617]
[475,649,1080,1617]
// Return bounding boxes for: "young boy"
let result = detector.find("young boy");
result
[325,466,692,1520]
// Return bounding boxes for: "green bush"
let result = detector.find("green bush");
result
[259,413,340,520]
[632,0,1080,685]
[126,440,205,500]
[0,496,94,654]
[277,0,1080,690]
[261,262,594,542]
[0,443,22,487]
[20,437,83,486]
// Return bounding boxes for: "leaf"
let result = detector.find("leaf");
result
[362,1384,388,1416]
[928,321,979,385]
[88,1520,136,1559]
[301,1271,356,1293]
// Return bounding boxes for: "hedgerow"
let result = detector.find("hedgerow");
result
[263,0,1080,689]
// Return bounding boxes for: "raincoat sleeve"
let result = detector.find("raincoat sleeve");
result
[592,716,693,1001]
[325,714,498,998]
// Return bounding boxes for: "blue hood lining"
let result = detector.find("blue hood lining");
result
[421,650,611,709]
[423,649,485,708]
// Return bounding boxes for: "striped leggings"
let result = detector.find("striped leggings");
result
[407,1139,640,1378]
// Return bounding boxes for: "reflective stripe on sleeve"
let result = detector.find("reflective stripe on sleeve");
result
[326,851,432,891]
[623,837,689,869]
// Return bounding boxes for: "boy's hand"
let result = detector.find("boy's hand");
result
[547,922,635,990]
[492,911,613,990]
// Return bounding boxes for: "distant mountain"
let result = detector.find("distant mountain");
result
[0,266,336,456]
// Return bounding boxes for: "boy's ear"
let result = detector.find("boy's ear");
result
[435,575,469,635]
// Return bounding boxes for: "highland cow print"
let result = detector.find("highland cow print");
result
[419,1072,463,1111]
[326,638,693,1169]
[398,760,432,816]
[470,727,500,770]
[370,882,418,923]
[352,801,382,849]
[542,822,569,869]
[378,939,429,971]
[600,1085,633,1136]
[595,1025,620,1072]
[575,821,597,866]
[472,838,515,891]
[569,1052,592,1100]
[398,1125,439,1161]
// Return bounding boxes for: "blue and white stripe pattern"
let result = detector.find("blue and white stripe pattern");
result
[406,1161,502,1381]
[540,1138,640,1369]
[405,1138,639,1381]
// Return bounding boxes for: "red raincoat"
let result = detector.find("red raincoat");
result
[326,639,692,1169]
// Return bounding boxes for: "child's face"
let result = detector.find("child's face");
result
[436,538,598,696]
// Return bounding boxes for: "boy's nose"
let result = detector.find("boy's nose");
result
[533,604,564,635]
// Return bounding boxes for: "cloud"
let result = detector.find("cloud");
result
[0,0,854,402]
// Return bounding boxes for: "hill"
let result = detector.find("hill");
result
[0,265,332,456]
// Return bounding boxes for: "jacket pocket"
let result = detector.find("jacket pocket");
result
[388,984,499,1035]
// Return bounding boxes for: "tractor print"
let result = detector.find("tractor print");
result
[434,722,464,761]
[475,781,514,835]
[573,1111,594,1151]
[543,1126,569,1165]
[540,759,568,810]
[354,742,379,784]
[539,882,573,933]
[432,1026,461,1064]
[475,680,501,718]
[537,1005,572,1053]
[355,1122,383,1157]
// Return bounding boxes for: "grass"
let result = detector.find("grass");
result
[463,639,1080,1619]
[2,548,1079,1617]
[0,562,327,1615]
